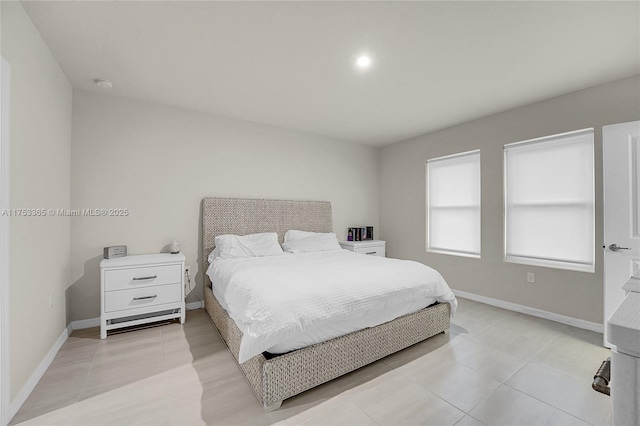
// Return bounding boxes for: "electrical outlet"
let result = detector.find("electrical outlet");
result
[526,272,535,284]
[48,292,53,308]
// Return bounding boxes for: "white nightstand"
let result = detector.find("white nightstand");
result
[100,253,185,339]
[339,240,386,257]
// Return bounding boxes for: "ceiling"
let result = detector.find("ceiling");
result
[21,1,640,147]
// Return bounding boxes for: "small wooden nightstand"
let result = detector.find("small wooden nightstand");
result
[100,253,185,338]
[339,240,386,257]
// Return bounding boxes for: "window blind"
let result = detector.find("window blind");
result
[426,150,481,258]
[504,129,595,272]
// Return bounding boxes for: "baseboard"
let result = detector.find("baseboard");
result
[186,301,204,310]
[7,324,71,422]
[70,317,100,330]
[453,289,604,333]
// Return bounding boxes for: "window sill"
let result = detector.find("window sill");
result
[505,256,595,273]
[427,248,480,259]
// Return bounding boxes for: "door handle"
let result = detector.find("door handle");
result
[609,244,631,251]
[592,357,611,396]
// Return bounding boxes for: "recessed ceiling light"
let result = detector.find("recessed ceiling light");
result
[356,55,372,69]
[95,79,113,89]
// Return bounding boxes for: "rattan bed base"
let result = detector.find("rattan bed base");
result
[201,197,451,411]
[204,286,450,411]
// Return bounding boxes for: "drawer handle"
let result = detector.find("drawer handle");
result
[366,252,377,255]
[132,275,157,281]
[133,295,157,301]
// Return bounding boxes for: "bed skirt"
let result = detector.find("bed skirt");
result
[204,286,451,411]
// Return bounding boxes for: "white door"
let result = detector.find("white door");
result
[603,120,640,347]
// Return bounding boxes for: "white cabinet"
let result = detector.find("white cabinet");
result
[339,240,386,257]
[100,253,185,339]
[607,280,640,426]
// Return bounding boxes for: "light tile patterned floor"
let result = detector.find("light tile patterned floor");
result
[11,297,612,425]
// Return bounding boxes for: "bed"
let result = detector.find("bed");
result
[202,197,454,411]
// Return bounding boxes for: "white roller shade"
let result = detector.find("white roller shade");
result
[427,150,481,258]
[504,129,595,272]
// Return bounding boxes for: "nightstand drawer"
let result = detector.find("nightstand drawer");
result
[354,246,385,256]
[104,283,182,313]
[104,264,181,291]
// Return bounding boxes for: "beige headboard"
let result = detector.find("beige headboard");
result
[202,197,333,285]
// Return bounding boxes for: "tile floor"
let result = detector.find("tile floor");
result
[11,297,612,425]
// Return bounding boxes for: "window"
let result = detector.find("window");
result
[426,150,481,258]
[504,129,595,272]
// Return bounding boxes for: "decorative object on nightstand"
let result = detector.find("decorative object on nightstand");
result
[100,253,185,339]
[170,238,180,254]
[103,245,127,259]
[347,226,374,241]
[339,240,385,257]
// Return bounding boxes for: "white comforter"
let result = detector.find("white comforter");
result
[207,250,457,363]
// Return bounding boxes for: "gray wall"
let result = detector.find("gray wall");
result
[70,90,380,322]
[1,1,72,401]
[380,75,640,324]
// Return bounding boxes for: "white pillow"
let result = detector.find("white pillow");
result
[207,247,219,263]
[284,230,336,243]
[214,232,283,260]
[282,233,341,253]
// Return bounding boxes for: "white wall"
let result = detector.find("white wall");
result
[70,90,379,322]
[1,1,72,402]
[380,75,640,324]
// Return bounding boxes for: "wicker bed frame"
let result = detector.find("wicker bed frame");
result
[202,197,451,411]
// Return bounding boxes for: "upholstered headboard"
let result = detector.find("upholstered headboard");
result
[202,197,333,285]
